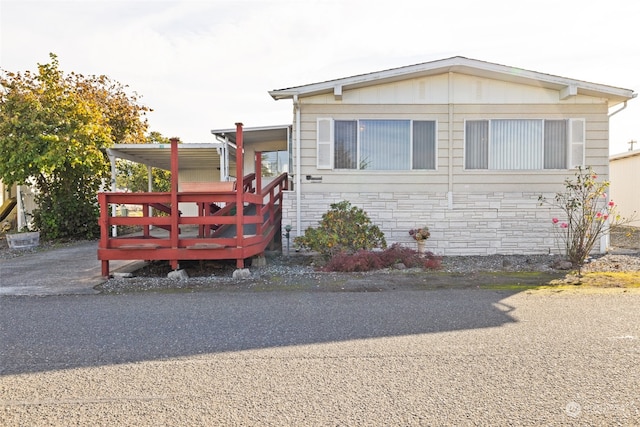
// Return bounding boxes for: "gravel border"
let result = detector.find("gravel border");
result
[1,231,638,295]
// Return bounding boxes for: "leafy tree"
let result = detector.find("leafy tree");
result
[0,54,149,239]
[116,131,172,193]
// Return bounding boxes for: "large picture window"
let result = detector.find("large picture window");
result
[317,118,436,170]
[465,119,584,170]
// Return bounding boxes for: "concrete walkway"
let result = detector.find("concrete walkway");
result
[0,241,140,296]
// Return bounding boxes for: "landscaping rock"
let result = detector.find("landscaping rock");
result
[232,268,252,280]
[552,260,574,270]
[167,269,189,280]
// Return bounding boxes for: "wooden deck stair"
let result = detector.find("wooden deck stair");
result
[97,125,287,277]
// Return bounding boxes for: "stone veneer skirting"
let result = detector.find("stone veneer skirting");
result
[281,191,569,256]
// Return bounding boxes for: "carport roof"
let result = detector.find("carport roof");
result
[211,124,290,145]
[107,125,290,171]
[107,143,225,171]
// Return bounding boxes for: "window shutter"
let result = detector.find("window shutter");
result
[317,118,333,169]
[568,119,585,169]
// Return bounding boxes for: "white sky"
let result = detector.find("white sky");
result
[1,0,639,154]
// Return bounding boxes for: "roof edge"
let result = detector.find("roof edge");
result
[269,56,636,102]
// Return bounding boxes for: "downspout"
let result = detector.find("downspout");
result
[294,94,302,237]
[447,72,454,209]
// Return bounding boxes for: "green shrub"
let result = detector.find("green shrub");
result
[295,200,387,257]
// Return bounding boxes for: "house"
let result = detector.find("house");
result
[610,149,640,227]
[269,56,637,255]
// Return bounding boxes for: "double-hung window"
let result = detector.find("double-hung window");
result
[317,118,436,170]
[465,119,585,170]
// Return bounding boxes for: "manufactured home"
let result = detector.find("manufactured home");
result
[271,56,636,255]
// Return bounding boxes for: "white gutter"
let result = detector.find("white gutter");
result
[294,94,302,237]
[608,100,629,117]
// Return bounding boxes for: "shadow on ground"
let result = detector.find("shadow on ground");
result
[1,284,532,376]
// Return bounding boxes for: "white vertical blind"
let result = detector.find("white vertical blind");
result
[413,121,436,169]
[334,120,358,169]
[465,120,488,169]
[489,119,543,170]
[543,120,567,169]
[359,120,410,170]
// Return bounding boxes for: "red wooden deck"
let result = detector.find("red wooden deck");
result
[97,123,287,277]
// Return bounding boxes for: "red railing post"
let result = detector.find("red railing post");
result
[170,137,180,269]
[98,192,110,277]
[235,123,245,268]
[142,203,150,237]
[255,152,262,198]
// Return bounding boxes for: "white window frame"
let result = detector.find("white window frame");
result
[317,118,437,171]
[463,118,585,171]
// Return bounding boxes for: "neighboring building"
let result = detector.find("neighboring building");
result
[610,149,640,227]
[269,56,636,255]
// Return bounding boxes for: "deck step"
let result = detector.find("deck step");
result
[186,243,226,250]
[118,243,162,249]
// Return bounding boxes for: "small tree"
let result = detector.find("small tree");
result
[0,54,149,239]
[539,166,626,272]
[295,200,387,257]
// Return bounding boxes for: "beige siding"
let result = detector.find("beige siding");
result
[610,152,640,226]
[304,73,606,106]
[297,102,609,194]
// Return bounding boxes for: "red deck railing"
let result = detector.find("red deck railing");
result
[97,123,288,277]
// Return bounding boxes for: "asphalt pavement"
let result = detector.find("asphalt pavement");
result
[1,289,639,425]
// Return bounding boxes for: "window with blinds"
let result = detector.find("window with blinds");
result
[465,119,584,170]
[319,118,436,171]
